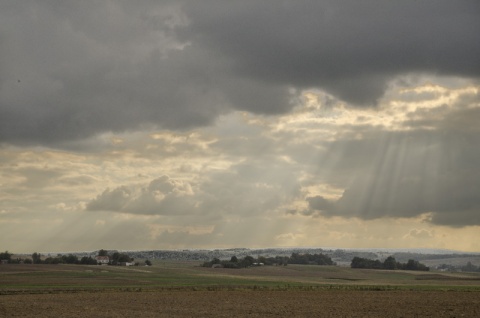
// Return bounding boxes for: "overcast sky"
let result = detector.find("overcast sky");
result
[1,1,480,253]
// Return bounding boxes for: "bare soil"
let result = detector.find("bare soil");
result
[1,290,479,317]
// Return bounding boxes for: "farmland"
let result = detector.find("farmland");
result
[1,261,480,316]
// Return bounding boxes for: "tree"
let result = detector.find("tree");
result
[44,257,62,264]
[289,253,335,265]
[98,249,108,257]
[110,252,133,265]
[0,250,13,261]
[351,257,367,268]
[63,254,79,264]
[383,256,397,270]
[80,256,97,265]
[230,256,238,263]
[145,259,152,266]
[351,256,429,271]
[461,262,478,272]
[32,252,42,264]
[351,257,384,269]
[243,256,255,267]
[111,252,120,263]
[258,256,267,264]
[404,259,428,271]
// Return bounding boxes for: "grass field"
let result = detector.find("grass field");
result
[1,261,480,293]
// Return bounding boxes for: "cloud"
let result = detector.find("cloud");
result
[287,79,480,227]
[87,186,133,212]
[0,1,228,145]
[183,1,480,105]
[304,125,480,226]
[403,229,434,240]
[303,196,335,217]
[86,176,198,215]
[1,1,479,146]
[1,0,479,255]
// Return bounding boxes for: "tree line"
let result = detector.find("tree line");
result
[437,262,480,273]
[0,249,152,266]
[2,251,100,265]
[350,256,429,271]
[97,249,139,265]
[202,254,432,271]
[289,252,336,265]
[202,252,335,268]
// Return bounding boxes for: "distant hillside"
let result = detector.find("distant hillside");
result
[19,247,480,269]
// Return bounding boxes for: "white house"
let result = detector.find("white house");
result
[95,256,109,265]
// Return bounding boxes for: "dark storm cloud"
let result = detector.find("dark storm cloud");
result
[304,123,480,227]
[1,1,479,145]
[0,1,225,145]
[183,1,480,105]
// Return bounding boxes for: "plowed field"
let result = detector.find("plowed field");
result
[2,263,480,317]
[1,290,479,317]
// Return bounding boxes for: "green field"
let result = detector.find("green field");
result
[1,261,480,295]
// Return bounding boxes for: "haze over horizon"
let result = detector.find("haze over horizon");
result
[1,1,480,254]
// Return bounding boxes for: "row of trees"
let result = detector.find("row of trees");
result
[98,249,135,265]
[0,251,95,265]
[27,252,98,265]
[202,255,290,268]
[44,254,98,265]
[0,250,152,266]
[289,252,336,265]
[351,256,429,271]
[97,249,152,265]
[202,253,335,268]
[437,262,480,273]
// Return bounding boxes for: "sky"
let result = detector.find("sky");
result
[1,1,480,253]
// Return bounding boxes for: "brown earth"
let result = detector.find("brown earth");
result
[1,290,479,317]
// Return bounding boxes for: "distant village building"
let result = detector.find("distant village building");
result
[119,262,134,266]
[95,256,109,265]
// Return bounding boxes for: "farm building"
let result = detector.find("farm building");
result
[119,262,135,266]
[95,256,109,265]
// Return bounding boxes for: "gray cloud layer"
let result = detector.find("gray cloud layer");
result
[184,1,480,104]
[304,101,480,227]
[1,1,479,145]
[82,84,480,228]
